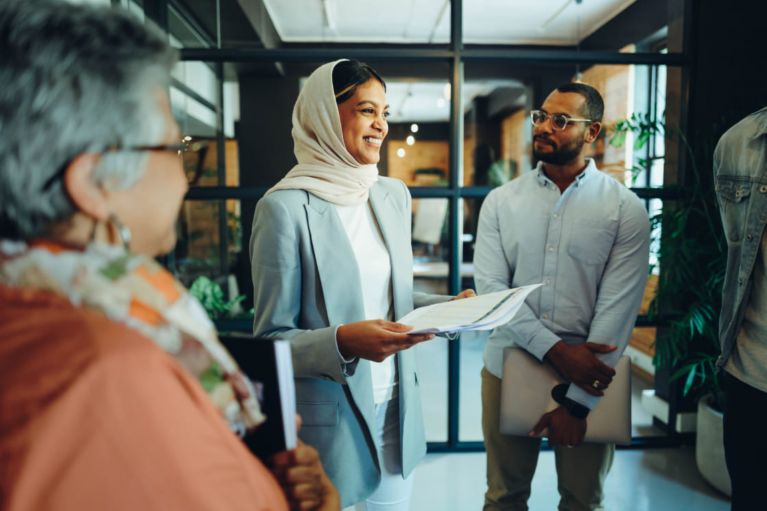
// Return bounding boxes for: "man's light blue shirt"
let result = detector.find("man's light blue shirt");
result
[474,159,651,409]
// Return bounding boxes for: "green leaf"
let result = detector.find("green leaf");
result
[189,275,250,320]
[634,130,651,150]
[683,364,697,396]
[199,361,224,392]
[99,254,134,280]
[609,130,627,148]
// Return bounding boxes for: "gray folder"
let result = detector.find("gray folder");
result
[499,347,632,445]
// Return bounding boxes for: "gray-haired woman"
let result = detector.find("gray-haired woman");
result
[0,2,337,510]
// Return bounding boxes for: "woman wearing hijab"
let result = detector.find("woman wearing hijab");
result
[250,59,474,510]
[0,2,338,510]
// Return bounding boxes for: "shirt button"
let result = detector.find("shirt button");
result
[542,314,549,320]
[760,185,767,193]
[747,233,754,241]
[738,278,744,286]
[547,246,554,252]
[545,279,551,285]
[553,213,559,219]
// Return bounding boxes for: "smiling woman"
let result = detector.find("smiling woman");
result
[337,79,389,165]
[249,59,473,509]
[333,60,390,165]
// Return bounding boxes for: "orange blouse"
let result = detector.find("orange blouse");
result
[0,285,289,511]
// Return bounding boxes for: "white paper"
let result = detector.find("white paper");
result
[274,340,297,450]
[398,284,543,335]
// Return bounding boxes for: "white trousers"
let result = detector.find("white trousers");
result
[345,397,414,511]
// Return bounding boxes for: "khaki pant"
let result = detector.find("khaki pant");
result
[481,368,614,511]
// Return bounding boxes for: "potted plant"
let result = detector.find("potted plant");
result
[189,275,247,319]
[610,114,730,495]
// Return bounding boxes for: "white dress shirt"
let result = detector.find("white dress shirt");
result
[474,159,651,409]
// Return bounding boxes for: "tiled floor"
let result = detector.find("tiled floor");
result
[407,330,729,510]
[410,447,730,511]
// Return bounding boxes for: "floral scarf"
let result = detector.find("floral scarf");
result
[0,239,265,434]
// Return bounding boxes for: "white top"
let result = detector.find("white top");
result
[335,202,397,403]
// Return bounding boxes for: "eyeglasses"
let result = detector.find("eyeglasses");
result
[42,138,209,190]
[103,139,208,157]
[105,139,210,186]
[530,110,593,131]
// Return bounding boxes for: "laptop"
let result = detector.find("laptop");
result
[499,347,632,445]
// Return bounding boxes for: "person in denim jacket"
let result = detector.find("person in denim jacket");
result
[714,106,767,510]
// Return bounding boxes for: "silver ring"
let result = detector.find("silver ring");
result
[591,379,600,389]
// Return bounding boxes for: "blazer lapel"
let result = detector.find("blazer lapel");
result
[304,196,377,433]
[369,184,411,321]
[304,196,365,325]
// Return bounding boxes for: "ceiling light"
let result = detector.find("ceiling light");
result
[397,148,406,158]
[406,135,415,146]
[410,123,419,133]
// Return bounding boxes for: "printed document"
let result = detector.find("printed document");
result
[398,284,543,335]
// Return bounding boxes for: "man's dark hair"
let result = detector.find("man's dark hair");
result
[555,82,604,123]
[332,60,386,104]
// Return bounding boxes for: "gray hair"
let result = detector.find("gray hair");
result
[0,0,178,239]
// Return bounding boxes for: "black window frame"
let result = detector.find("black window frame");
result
[139,0,694,452]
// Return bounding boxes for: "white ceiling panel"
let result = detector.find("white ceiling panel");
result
[261,0,635,45]
[463,0,636,45]
[263,0,450,43]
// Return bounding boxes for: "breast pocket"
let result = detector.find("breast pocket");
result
[567,220,617,265]
[716,176,752,243]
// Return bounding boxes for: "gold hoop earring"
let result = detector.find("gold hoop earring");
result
[108,213,132,251]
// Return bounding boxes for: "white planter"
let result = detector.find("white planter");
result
[695,395,731,496]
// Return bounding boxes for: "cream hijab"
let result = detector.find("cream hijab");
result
[265,59,379,206]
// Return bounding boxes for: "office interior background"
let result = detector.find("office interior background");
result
[97,0,766,508]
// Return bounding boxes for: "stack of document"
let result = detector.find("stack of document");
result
[398,284,543,335]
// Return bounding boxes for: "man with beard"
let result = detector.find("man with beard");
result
[474,83,650,511]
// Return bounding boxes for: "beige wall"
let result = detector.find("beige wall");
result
[387,140,449,186]
[464,136,475,186]
[501,108,528,178]
[579,63,632,184]
[182,138,242,264]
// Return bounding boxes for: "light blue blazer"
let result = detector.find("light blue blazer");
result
[249,176,448,506]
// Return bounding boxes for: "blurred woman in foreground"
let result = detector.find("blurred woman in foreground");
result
[0,2,337,510]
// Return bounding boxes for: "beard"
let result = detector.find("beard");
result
[533,135,585,165]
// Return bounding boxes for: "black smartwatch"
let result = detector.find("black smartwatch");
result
[551,383,590,420]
